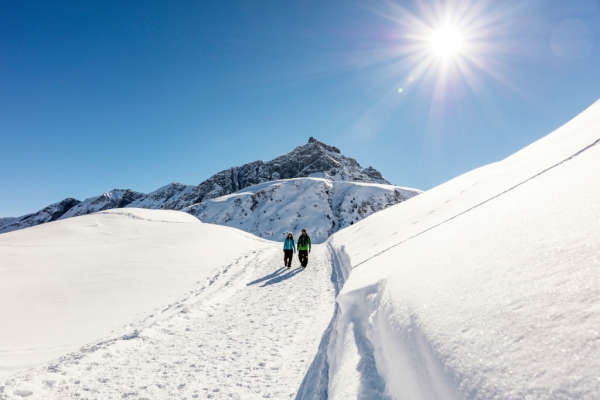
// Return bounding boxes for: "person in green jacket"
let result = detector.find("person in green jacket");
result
[297,229,311,268]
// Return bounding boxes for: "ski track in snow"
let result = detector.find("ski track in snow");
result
[0,245,336,400]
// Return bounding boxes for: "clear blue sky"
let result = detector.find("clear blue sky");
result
[1,0,599,217]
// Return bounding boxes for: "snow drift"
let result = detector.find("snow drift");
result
[0,208,271,378]
[326,99,600,399]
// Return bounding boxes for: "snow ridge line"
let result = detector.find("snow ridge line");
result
[353,135,600,269]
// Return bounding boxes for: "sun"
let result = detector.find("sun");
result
[429,26,463,58]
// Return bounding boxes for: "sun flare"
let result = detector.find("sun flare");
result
[430,26,463,58]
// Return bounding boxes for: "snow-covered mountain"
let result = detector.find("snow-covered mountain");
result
[0,198,82,233]
[152,137,391,212]
[59,189,146,220]
[0,138,413,235]
[1,100,600,399]
[185,178,419,243]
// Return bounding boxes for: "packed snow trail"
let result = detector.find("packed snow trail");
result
[1,245,336,399]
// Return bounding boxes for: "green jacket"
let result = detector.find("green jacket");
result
[297,234,311,251]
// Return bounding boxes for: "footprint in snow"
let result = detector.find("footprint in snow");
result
[13,390,34,397]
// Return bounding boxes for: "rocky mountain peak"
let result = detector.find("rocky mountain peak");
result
[152,138,391,210]
[0,139,399,234]
[307,137,341,154]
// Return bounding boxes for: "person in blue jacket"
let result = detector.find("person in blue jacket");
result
[283,232,296,268]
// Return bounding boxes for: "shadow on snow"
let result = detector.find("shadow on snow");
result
[246,267,305,287]
[246,267,287,286]
[260,268,304,287]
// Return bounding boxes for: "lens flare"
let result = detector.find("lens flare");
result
[342,0,522,141]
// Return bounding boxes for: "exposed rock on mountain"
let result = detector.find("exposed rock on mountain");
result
[127,183,196,209]
[0,138,416,235]
[0,198,81,234]
[60,189,145,220]
[152,137,390,210]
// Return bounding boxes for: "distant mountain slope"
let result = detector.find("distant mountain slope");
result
[0,198,81,234]
[0,138,413,235]
[184,178,420,243]
[59,190,145,220]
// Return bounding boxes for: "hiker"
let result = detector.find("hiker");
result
[297,229,311,268]
[283,232,296,268]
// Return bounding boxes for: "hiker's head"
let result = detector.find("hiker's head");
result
[301,229,307,235]
[287,232,293,239]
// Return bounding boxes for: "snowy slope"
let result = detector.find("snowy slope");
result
[4,97,598,399]
[0,212,336,399]
[0,138,396,235]
[184,178,420,243]
[325,99,600,399]
[0,209,272,379]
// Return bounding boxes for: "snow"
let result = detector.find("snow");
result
[1,220,335,399]
[185,178,420,243]
[0,208,271,379]
[1,98,599,399]
[326,99,600,399]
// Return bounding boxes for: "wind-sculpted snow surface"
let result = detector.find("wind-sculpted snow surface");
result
[325,99,600,399]
[0,208,272,379]
[0,138,396,234]
[184,178,420,243]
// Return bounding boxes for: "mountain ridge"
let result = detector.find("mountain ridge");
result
[0,138,414,235]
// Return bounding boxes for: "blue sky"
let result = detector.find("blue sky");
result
[1,0,599,217]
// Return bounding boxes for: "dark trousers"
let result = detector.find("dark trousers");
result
[284,250,294,268]
[298,250,309,267]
